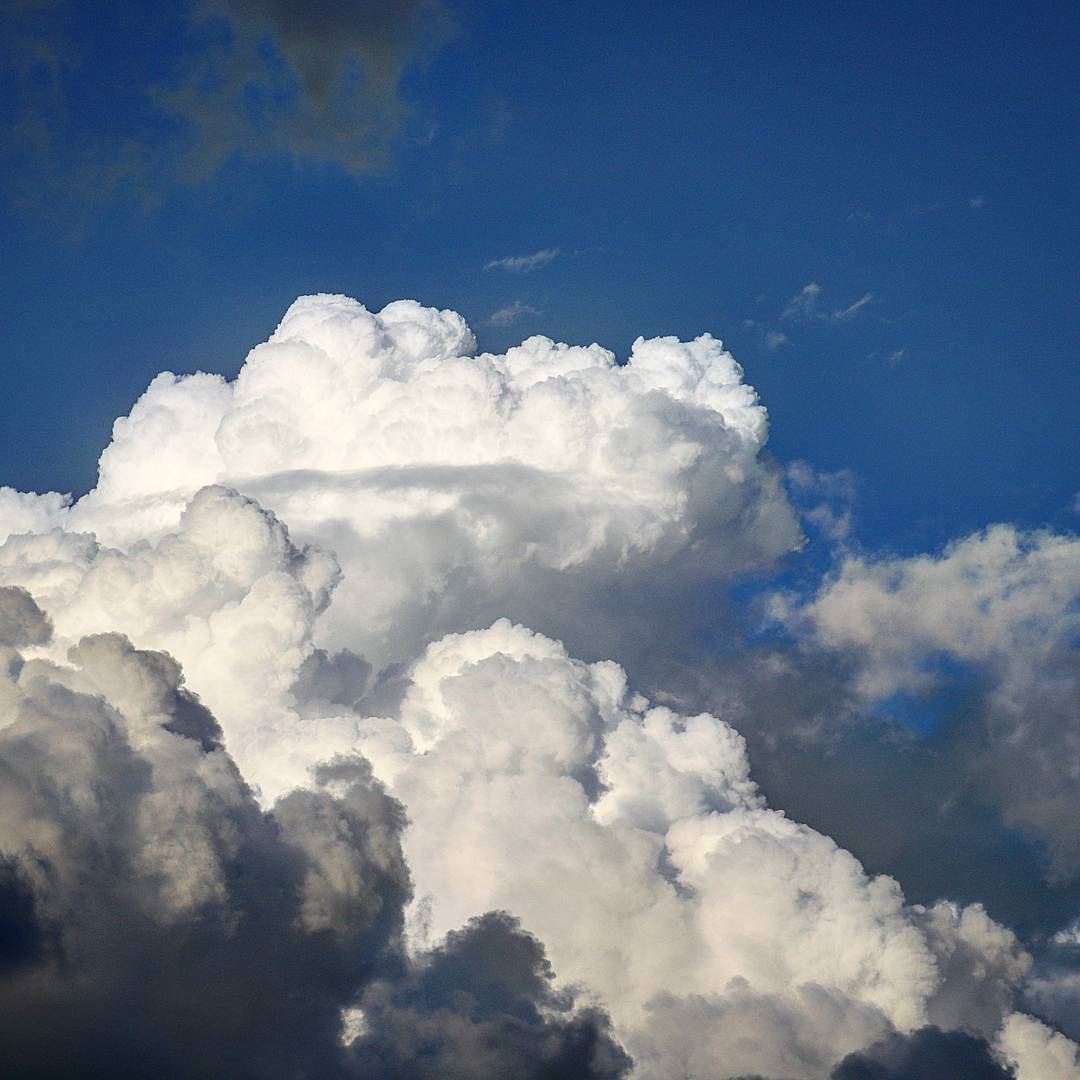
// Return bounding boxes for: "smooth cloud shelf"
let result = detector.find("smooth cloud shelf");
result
[0,294,1076,1079]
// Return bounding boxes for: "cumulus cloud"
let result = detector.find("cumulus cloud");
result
[2,293,799,685]
[0,595,625,1076]
[0,293,1077,1077]
[350,910,632,1078]
[773,525,1080,876]
[348,619,1040,1077]
[998,1012,1080,1080]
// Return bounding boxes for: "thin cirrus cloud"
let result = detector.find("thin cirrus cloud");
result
[781,281,877,323]
[484,247,560,273]
[1,293,1079,1077]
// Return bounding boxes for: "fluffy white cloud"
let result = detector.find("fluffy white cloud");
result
[360,620,1032,1077]
[776,524,1080,700]
[998,1012,1080,1080]
[7,294,798,678]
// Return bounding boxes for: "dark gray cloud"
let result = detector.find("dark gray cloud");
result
[162,0,454,181]
[2,0,453,212]
[830,1026,1013,1079]
[0,586,52,648]
[350,910,633,1078]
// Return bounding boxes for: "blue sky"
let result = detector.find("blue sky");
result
[2,0,1077,553]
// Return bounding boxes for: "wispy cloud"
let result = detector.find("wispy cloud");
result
[832,292,875,321]
[780,282,823,322]
[782,282,876,324]
[765,330,789,351]
[969,195,986,210]
[486,300,540,326]
[485,248,559,273]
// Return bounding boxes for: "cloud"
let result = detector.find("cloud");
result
[350,911,632,1078]
[781,282,876,324]
[765,329,789,350]
[485,248,560,273]
[772,526,1080,877]
[0,586,52,648]
[1,293,1079,1077]
[161,0,454,181]
[487,299,541,325]
[1,294,800,708]
[998,1013,1080,1080]
[782,281,824,321]
[970,195,987,210]
[786,460,857,542]
[0,595,626,1076]
[2,0,454,209]
[830,1026,1014,1079]
[832,292,876,321]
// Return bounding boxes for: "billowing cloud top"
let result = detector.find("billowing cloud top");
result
[2,292,800,681]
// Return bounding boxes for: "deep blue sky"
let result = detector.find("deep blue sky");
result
[2,0,1077,554]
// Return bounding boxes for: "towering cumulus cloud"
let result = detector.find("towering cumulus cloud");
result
[0,294,1076,1077]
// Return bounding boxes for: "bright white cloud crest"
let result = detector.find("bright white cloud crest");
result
[0,294,1075,1078]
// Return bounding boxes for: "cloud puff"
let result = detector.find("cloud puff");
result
[350,910,632,1078]
[0,485,343,799]
[774,525,1080,875]
[776,526,1080,698]
[998,1012,1080,1080]
[163,0,454,180]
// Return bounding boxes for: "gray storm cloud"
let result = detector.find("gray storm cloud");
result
[0,294,1077,1078]
[3,0,452,210]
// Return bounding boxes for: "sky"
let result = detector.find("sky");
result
[1,3,1079,1079]
[3,0,1078,552]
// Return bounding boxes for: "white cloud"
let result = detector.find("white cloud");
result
[484,248,560,273]
[369,620,1031,1076]
[998,1013,1080,1080]
[0,294,802,799]
[774,525,1080,701]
